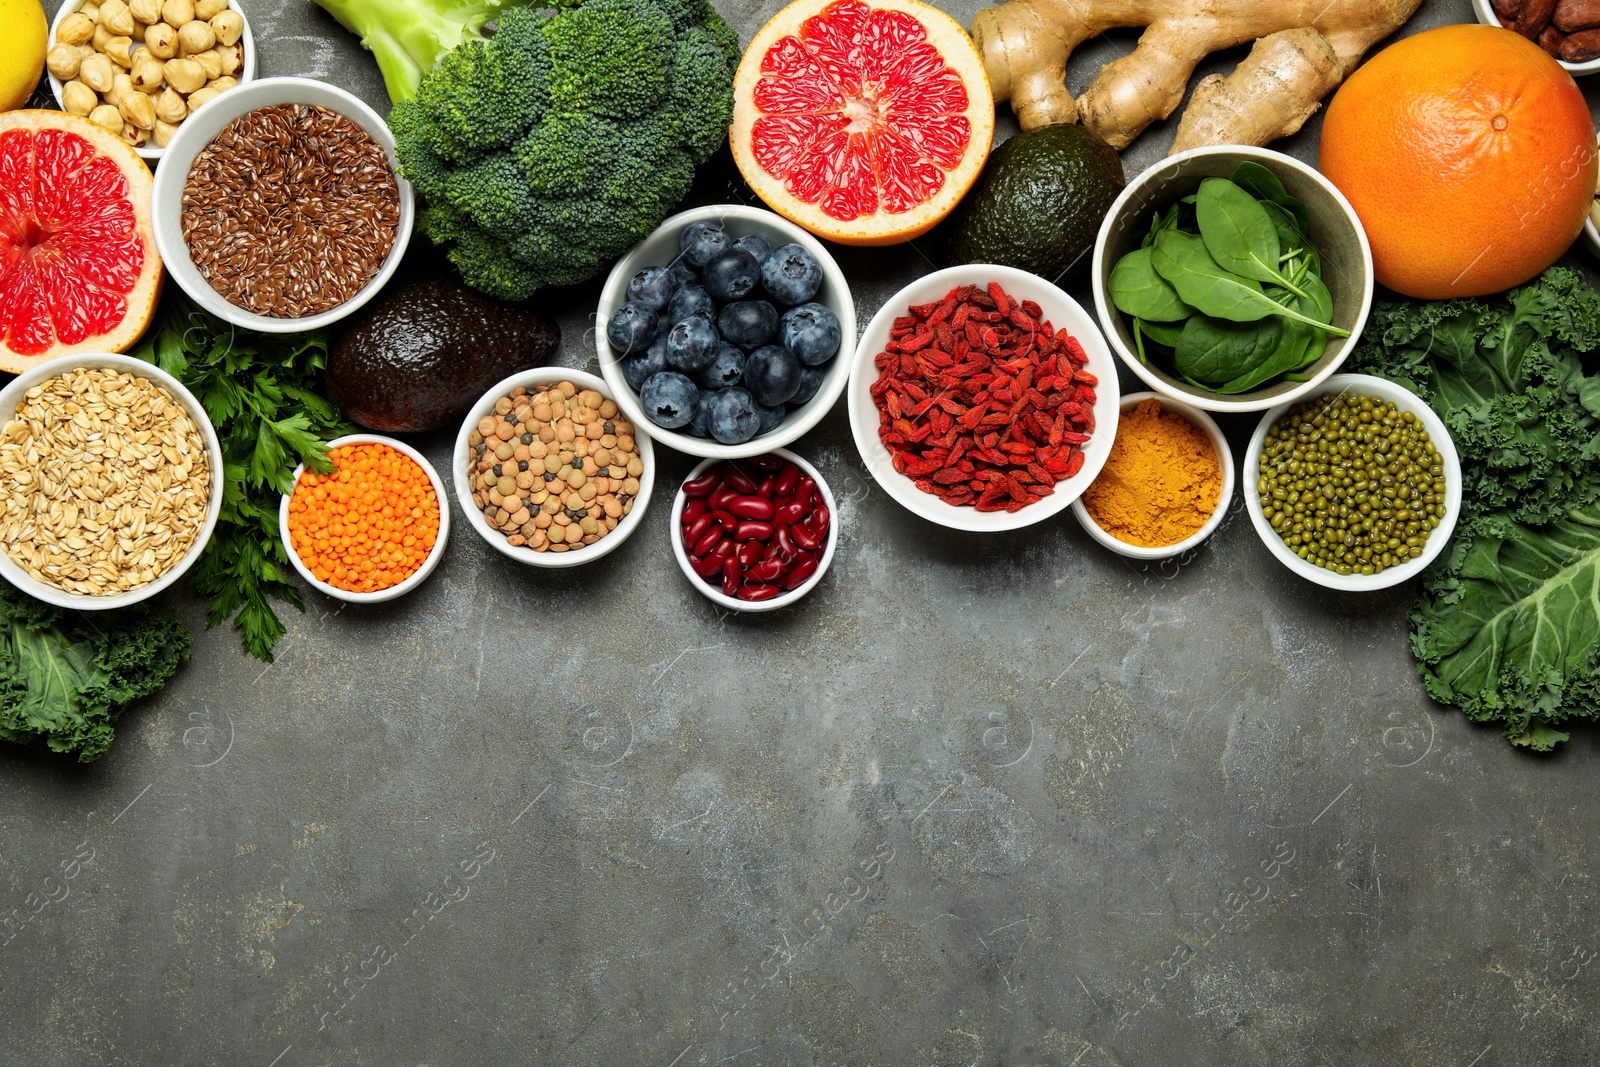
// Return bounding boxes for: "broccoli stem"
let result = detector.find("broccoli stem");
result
[311,0,540,102]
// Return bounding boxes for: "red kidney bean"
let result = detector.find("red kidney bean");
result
[747,560,783,583]
[737,584,780,602]
[774,463,800,498]
[711,509,739,530]
[783,557,819,590]
[808,503,831,536]
[693,528,725,558]
[691,553,723,580]
[789,522,820,551]
[795,475,816,502]
[756,475,775,498]
[747,454,783,472]
[682,472,718,498]
[709,483,739,512]
[729,495,775,521]
[711,538,735,560]
[683,512,715,546]
[721,558,742,596]
[735,521,773,542]
[774,526,798,559]
[776,501,808,526]
[722,465,758,494]
[683,499,707,523]
[736,540,763,570]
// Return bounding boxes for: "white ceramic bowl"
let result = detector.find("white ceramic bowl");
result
[149,76,414,333]
[48,0,258,164]
[597,204,856,460]
[846,264,1121,533]
[1092,146,1374,414]
[668,448,838,613]
[1471,0,1600,76]
[453,368,655,569]
[1583,134,1600,258]
[1070,392,1235,560]
[0,352,224,610]
[278,434,451,604]
[1243,374,1462,592]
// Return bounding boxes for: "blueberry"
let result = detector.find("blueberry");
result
[779,302,841,366]
[703,250,762,303]
[679,221,730,269]
[716,300,779,349]
[707,387,761,445]
[668,259,698,288]
[753,400,786,436]
[640,372,700,430]
[665,316,720,373]
[761,243,823,306]
[606,301,657,356]
[697,343,746,390]
[743,344,803,407]
[686,394,714,439]
[667,283,715,325]
[732,234,773,265]
[621,335,669,391]
[787,365,828,409]
[626,265,679,312]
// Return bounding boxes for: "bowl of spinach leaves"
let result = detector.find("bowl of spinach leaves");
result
[1091,146,1374,413]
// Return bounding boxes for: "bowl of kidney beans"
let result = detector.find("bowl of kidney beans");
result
[669,449,837,612]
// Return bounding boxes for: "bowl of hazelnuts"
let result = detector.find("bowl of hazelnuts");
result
[45,0,255,161]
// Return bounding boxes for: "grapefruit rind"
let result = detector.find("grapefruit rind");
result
[0,110,162,374]
[731,0,995,247]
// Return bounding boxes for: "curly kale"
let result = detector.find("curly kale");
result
[0,584,191,762]
[387,0,740,301]
[1349,267,1600,749]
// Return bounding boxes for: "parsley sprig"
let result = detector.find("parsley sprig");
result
[129,292,353,661]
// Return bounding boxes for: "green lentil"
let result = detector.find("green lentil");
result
[1256,392,1446,576]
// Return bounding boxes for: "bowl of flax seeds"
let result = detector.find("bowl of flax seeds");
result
[148,76,414,332]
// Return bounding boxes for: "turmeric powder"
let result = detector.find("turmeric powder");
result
[1083,399,1221,548]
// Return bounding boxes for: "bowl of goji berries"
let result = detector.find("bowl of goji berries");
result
[670,449,837,612]
[847,266,1121,532]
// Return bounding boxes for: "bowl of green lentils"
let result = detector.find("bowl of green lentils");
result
[1244,373,1461,591]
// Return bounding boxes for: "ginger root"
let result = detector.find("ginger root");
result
[970,0,1423,153]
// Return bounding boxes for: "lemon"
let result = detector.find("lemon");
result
[0,0,47,112]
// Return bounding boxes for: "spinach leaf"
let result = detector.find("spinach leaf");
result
[1110,247,1190,322]
[1174,314,1282,383]
[1263,201,1305,258]
[1195,178,1307,297]
[1137,319,1185,348]
[1152,229,1348,336]
[1231,161,1310,235]
[1217,319,1312,393]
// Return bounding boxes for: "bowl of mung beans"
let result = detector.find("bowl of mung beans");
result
[1243,373,1462,591]
[0,352,224,610]
[453,369,655,569]
[279,435,450,604]
[148,76,413,332]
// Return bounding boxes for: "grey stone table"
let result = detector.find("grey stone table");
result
[6,1,1600,1064]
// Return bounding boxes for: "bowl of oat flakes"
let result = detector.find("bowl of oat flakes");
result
[0,353,224,610]
[148,76,414,332]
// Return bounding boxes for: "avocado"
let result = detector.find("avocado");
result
[327,278,560,433]
[942,124,1126,279]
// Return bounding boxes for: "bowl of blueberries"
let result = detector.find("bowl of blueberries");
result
[597,204,856,458]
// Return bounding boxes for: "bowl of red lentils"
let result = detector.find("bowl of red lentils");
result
[279,435,449,603]
[149,76,413,332]
[452,369,655,568]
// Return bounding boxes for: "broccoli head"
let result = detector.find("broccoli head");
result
[388,0,742,301]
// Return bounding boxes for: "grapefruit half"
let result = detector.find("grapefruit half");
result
[0,110,162,374]
[730,0,994,246]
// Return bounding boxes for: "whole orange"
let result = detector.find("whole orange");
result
[1319,24,1596,300]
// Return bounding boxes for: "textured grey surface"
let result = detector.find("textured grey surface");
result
[6,1,1600,1065]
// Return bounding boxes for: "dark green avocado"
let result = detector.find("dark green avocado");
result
[942,124,1126,279]
[327,278,560,433]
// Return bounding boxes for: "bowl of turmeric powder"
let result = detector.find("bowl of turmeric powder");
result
[1071,393,1234,560]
